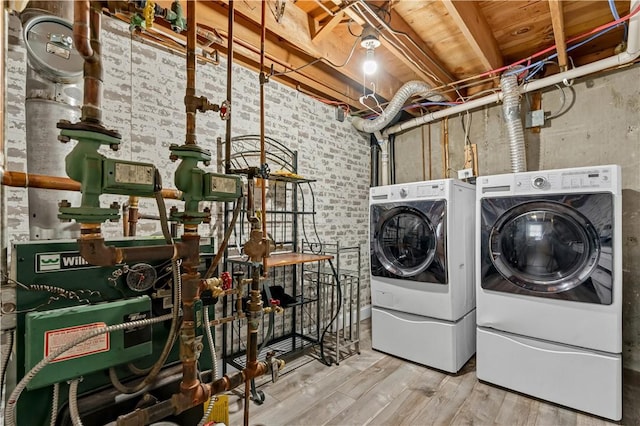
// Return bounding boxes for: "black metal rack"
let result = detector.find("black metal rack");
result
[218,135,331,377]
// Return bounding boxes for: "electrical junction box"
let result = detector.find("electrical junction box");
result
[203,172,242,201]
[24,296,152,390]
[525,109,545,128]
[103,158,157,196]
[458,168,474,180]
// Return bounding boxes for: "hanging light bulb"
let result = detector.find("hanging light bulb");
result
[360,25,381,75]
[363,48,377,75]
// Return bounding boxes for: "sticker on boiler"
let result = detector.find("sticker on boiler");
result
[44,322,109,362]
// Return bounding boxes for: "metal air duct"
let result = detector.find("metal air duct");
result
[500,73,527,173]
[22,11,83,239]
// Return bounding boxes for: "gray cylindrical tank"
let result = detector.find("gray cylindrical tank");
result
[23,14,83,239]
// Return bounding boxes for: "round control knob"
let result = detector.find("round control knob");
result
[532,176,547,189]
[399,188,408,198]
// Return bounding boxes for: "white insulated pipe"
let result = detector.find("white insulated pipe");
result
[384,0,640,136]
[501,74,527,172]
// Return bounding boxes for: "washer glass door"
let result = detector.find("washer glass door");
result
[371,200,447,283]
[490,201,600,292]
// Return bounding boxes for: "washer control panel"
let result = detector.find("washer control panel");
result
[514,167,613,193]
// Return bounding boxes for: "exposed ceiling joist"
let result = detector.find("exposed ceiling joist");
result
[311,11,344,42]
[216,0,401,101]
[153,0,364,109]
[548,0,568,71]
[334,0,456,92]
[441,0,503,71]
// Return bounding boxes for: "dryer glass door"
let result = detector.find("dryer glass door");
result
[489,201,600,293]
[371,200,447,283]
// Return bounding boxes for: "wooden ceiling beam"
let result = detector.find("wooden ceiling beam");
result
[441,0,503,71]
[212,0,402,100]
[548,0,568,71]
[152,0,365,108]
[311,12,345,43]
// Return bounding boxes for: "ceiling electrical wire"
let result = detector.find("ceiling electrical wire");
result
[421,3,640,99]
[352,2,450,91]
[271,36,360,77]
[609,0,629,40]
[355,0,456,84]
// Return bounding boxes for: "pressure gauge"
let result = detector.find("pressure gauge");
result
[125,263,157,292]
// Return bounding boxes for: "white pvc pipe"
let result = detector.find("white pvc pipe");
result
[385,0,640,136]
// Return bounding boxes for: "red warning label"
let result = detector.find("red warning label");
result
[44,322,110,362]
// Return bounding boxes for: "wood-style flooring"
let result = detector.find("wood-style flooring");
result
[228,320,639,425]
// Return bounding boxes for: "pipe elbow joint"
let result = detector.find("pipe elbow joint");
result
[78,237,121,266]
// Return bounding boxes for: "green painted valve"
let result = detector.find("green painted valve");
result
[59,128,157,224]
[166,0,186,33]
[169,144,242,225]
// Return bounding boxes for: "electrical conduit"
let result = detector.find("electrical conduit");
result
[69,378,83,426]
[500,73,527,172]
[4,313,173,426]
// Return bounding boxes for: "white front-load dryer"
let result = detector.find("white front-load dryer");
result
[475,165,622,420]
[370,179,476,373]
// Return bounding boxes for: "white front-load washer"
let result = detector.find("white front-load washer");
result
[476,165,622,420]
[370,179,476,373]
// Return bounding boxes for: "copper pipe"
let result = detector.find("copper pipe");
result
[204,198,242,279]
[1,170,183,199]
[185,0,197,144]
[127,196,139,236]
[122,204,129,236]
[77,3,103,123]
[178,229,203,395]
[244,266,263,426]
[78,223,185,266]
[259,0,268,275]
[224,0,234,174]
[73,1,94,59]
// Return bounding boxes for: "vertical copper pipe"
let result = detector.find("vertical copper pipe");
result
[73,1,93,58]
[72,2,103,124]
[179,226,202,393]
[128,196,139,236]
[259,0,267,274]
[122,205,129,236]
[185,0,197,145]
[225,0,234,174]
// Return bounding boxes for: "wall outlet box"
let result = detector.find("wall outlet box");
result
[458,168,473,179]
[335,106,345,122]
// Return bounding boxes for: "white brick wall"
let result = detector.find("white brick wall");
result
[5,16,371,307]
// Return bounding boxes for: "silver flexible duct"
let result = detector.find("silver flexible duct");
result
[351,80,433,133]
[500,73,527,173]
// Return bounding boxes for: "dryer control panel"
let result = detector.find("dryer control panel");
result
[511,166,614,194]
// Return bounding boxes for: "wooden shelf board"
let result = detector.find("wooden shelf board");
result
[228,252,333,267]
